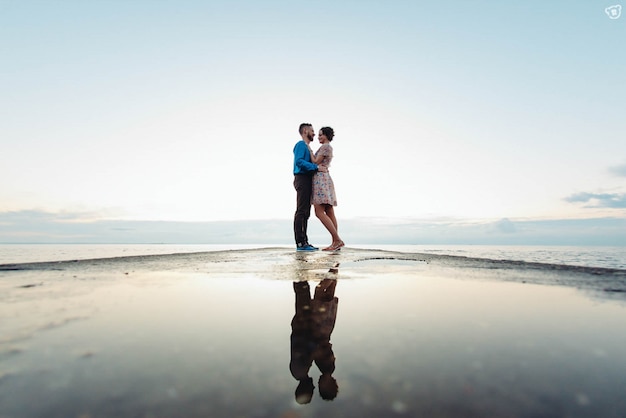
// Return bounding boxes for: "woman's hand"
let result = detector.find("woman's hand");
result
[309,146,323,164]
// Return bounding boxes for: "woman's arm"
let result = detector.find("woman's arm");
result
[309,144,325,164]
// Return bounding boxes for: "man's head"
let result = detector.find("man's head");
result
[299,123,315,143]
[294,377,315,404]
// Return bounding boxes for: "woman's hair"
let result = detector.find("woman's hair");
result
[320,126,334,141]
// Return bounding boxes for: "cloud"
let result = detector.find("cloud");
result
[564,192,626,208]
[609,163,626,177]
[490,218,517,234]
[1,210,626,245]
[0,210,293,244]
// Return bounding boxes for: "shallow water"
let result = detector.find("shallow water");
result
[387,244,626,270]
[1,243,625,269]
[1,249,626,417]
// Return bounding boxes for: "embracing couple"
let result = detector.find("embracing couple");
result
[293,123,345,252]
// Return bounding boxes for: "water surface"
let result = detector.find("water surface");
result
[1,249,625,417]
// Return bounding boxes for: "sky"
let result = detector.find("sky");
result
[1,0,625,244]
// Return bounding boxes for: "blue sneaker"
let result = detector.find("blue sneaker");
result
[296,244,318,252]
[306,243,319,250]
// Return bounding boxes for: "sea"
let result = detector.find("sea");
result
[0,244,624,270]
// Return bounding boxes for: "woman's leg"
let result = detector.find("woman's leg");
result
[325,205,338,232]
[324,205,344,249]
[314,204,340,243]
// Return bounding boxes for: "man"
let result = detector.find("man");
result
[293,123,321,251]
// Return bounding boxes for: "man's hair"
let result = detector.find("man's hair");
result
[299,123,312,135]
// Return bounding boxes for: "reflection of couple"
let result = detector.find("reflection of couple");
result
[290,278,339,403]
[293,123,345,252]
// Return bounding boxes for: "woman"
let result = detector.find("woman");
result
[309,127,344,251]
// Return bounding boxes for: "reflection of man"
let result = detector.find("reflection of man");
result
[289,278,339,403]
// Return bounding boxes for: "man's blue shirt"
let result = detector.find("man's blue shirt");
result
[293,140,318,175]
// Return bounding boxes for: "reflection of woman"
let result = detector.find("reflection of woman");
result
[311,279,339,401]
[309,126,345,251]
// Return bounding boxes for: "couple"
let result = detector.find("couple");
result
[290,278,339,403]
[293,123,345,252]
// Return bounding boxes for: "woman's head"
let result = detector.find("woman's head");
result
[319,126,335,142]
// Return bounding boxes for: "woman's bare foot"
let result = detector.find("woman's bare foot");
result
[323,240,344,251]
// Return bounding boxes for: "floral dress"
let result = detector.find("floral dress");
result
[312,144,337,206]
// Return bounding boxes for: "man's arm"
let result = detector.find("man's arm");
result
[294,142,318,172]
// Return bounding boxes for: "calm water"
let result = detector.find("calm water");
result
[1,244,625,269]
[1,249,625,417]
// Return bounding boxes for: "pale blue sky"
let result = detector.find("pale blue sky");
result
[1,0,625,243]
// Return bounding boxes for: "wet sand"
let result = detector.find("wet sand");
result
[1,248,626,418]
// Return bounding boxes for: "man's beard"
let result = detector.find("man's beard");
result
[307,133,314,141]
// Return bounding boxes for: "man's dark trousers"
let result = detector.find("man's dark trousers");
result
[293,173,313,246]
